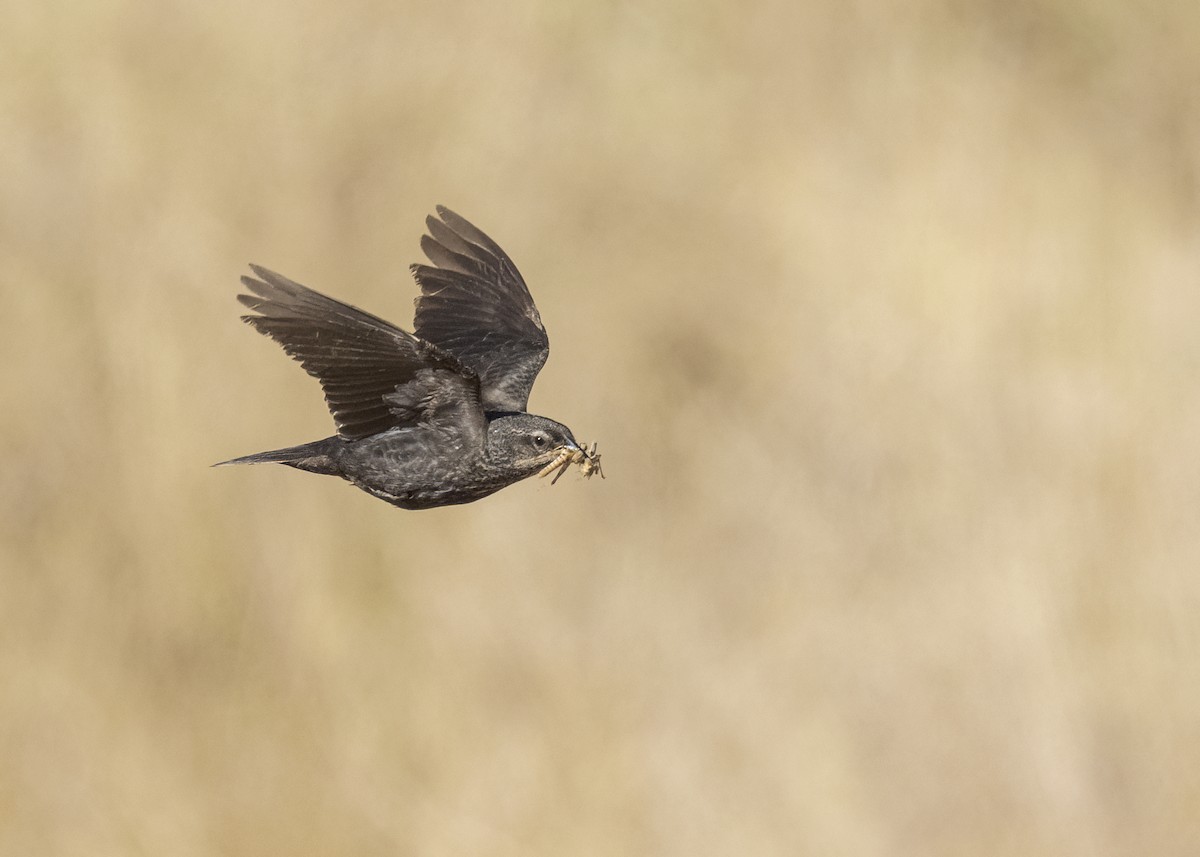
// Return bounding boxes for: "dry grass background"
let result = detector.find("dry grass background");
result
[3,0,1200,854]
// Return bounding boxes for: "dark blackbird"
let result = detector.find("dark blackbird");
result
[216,207,602,509]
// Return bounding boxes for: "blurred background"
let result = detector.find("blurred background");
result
[4,0,1200,854]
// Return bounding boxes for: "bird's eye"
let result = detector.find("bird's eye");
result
[533,434,548,448]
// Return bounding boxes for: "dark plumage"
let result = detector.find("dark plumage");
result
[216,207,602,509]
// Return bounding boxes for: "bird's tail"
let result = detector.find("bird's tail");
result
[213,437,340,475]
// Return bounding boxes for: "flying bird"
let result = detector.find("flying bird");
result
[216,207,602,509]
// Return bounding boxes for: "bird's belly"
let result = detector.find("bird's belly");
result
[363,483,505,509]
[340,431,512,510]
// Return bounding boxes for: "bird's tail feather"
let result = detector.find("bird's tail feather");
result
[213,437,340,475]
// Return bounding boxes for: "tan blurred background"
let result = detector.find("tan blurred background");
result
[4,0,1200,854]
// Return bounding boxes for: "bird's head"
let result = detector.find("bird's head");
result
[486,413,581,476]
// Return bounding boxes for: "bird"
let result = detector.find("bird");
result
[216,206,602,509]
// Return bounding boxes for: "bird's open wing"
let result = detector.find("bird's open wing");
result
[410,207,550,413]
[238,265,484,442]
